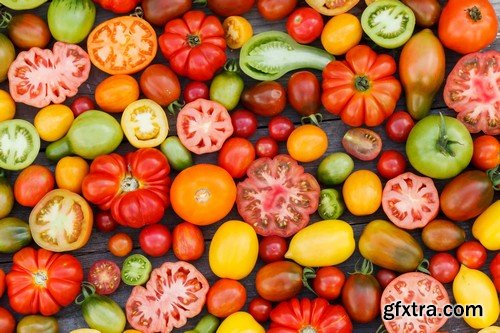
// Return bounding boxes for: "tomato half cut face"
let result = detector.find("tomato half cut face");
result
[88,260,121,295]
[0,119,40,171]
[305,0,359,16]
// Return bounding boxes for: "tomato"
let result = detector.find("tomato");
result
[140,64,181,107]
[429,253,460,284]
[0,33,15,83]
[318,188,344,220]
[377,150,406,179]
[248,298,272,322]
[6,13,50,49]
[207,0,255,16]
[177,99,233,155]
[305,0,358,15]
[231,109,258,138]
[422,219,466,251]
[473,200,500,251]
[218,312,264,333]
[94,0,140,13]
[160,136,193,172]
[268,116,294,142]
[311,266,345,300]
[257,0,296,21]
[207,279,247,318]
[95,74,140,113]
[223,16,253,49]
[0,217,31,254]
[0,171,13,219]
[242,81,286,117]
[139,224,172,257]
[159,11,226,81]
[55,156,89,194]
[95,210,118,233]
[70,96,95,117]
[342,128,382,161]
[0,0,48,10]
[385,111,415,143]
[438,0,498,54]
[381,272,449,333]
[236,155,320,237]
[142,0,191,26]
[287,71,321,116]
[0,268,5,298]
[286,7,323,44]
[343,170,382,216]
[9,42,91,108]
[34,104,75,142]
[0,119,40,171]
[473,136,500,171]
[16,315,59,333]
[108,233,133,257]
[87,16,157,75]
[490,254,500,292]
[317,152,354,186]
[256,261,303,302]
[183,81,209,103]
[210,63,245,111]
[121,254,152,286]
[400,0,441,27]
[6,247,83,315]
[0,89,15,122]
[444,51,500,135]
[88,260,121,295]
[0,307,15,333]
[258,236,288,263]
[14,165,55,207]
[287,124,328,163]
[406,114,473,179]
[322,45,401,126]
[172,222,205,261]
[218,138,255,179]
[255,137,279,158]
[375,269,397,289]
[321,13,362,56]
[127,261,209,332]
[457,241,487,269]
[47,0,95,44]
[171,164,236,226]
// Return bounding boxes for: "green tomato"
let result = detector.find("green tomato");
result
[121,254,152,286]
[0,171,14,219]
[0,119,40,171]
[209,62,244,111]
[317,152,354,185]
[406,114,473,179]
[17,315,59,333]
[48,0,96,43]
[160,136,193,171]
[318,189,345,220]
[0,33,15,83]
[0,217,32,253]
[185,314,220,333]
[0,0,47,10]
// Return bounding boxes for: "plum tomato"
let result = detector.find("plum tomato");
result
[385,111,415,143]
[287,71,321,116]
[108,233,133,257]
[255,137,279,158]
[286,7,324,44]
[70,96,95,117]
[241,81,286,117]
[268,116,295,142]
[457,241,487,269]
[429,252,460,284]
[95,210,118,233]
[342,128,382,161]
[258,236,288,263]
[257,0,297,21]
[206,279,247,318]
[139,224,172,257]
[248,297,272,322]
[472,135,500,171]
[231,109,258,138]
[377,150,407,179]
[218,138,256,178]
[88,259,121,295]
[375,269,397,289]
[172,222,205,261]
[183,81,209,103]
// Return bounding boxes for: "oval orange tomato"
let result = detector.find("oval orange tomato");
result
[287,124,328,162]
[95,74,140,113]
[55,156,89,194]
[14,165,55,207]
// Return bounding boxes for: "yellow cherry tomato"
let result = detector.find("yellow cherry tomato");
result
[343,170,382,216]
[453,265,499,329]
[321,13,362,55]
[287,124,328,163]
[472,200,500,250]
[217,312,264,333]
[479,327,500,333]
[34,104,74,142]
[285,219,355,267]
[0,89,15,121]
[209,220,258,280]
[55,156,89,194]
[223,16,253,49]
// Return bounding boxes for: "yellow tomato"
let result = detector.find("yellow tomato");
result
[453,265,499,329]
[0,89,15,121]
[472,200,500,250]
[70,330,101,333]
[223,16,253,49]
[217,312,264,333]
[285,220,355,267]
[343,170,382,216]
[55,156,89,194]
[321,13,362,55]
[34,104,74,142]
[287,124,328,163]
[123,331,142,333]
[479,327,500,333]
[209,220,258,280]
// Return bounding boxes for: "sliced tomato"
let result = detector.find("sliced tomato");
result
[8,42,91,108]
[236,154,320,237]
[88,260,121,295]
[126,261,209,332]
[382,172,439,230]
[443,50,500,135]
[177,99,233,155]
[381,272,450,333]
[305,0,359,16]
[87,16,157,75]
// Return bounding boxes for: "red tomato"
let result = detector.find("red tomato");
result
[259,236,288,263]
[218,138,256,178]
[255,137,279,158]
[248,297,272,322]
[286,7,324,44]
[312,266,345,300]
[14,165,54,207]
[385,111,415,143]
[377,150,407,179]
[207,279,247,318]
[342,128,382,161]
[342,271,381,323]
[94,0,140,13]
[0,307,15,333]
[231,109,258,138]
[207,0,255,16]
[0,269,5,298]
[70,96,95,117]
[108,233,133,257]
[382,172,439,229]
[375,269,397,289]
[268,116,294,142]
[456,241,487,269]
[287,71,321,116]
[140,64,181,107]
[490,253,500,292]
[95,210,118,233]
[256,261,303,302]
[143,0,192,26]
[241,81,286,117]
[172,222,205,261]
[257,0,297,21]
[429,253,460,284]
[472,135,500,171]
[183,81,209,103]
[87,260,121,295]
[177,99,233,155]
[7,13,50,50]
[139,224,172,257]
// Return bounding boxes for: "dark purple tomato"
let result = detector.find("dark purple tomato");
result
[377,150,407,179]
[7,13,50,50]
[248,297,272,322]
[268,116,295,142]
[241,81,286,117]
[231,109,258,138]
[255,137,279,158]
[183,81,209,103]
[385,111,415,143]
[259,235,287,263]
[375,269,397,289]
[70,96,95,117]
[342,273,382,323]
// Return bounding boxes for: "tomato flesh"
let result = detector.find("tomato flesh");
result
[88,260,121,295]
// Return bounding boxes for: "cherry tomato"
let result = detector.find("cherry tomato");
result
[286,7,324,44]
[268,116,295,142]
[231,109,258,138]
[257,0,297,21]
[218,137,256,178]
[248,297,272,322]
[87,259,121,295]
[287,71,321,116]
[14,165,55,207]
[377,150,407,179]
[183,81,209,103]
[70,96,95,117]
[385,111,415,143]
[375,269,397,289]
[207,278,247,318]
[108,233,133,257]
[138,224,172,257]
[259,236,288,263]
[457,240,487,269]
[0,307,15,333]
[312,266,345,300]
[472,135,500,171]
[255,137,279,158]
[172,222,205,261]
[429,252,460,284]
[95,210,118,233]
[55,156,89,194]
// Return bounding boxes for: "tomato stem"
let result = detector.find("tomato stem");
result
[354,75,370,92]
[302,267,318,295]
[353,258,374,275]
[300,326,318,333]
[487,166,500,191]
[223,59,239,73]
[417,259,430,274]
[75,282,96,305]
[375,324,387,333]
[167,100,185,115]
[130,6,144,18]
[0,10,11,29]
[33,271,48,287]
[466,6,482,22]
[187,34,202,47]
[121,176,139,192]
[301,113,323,127]
[192,0,207,6]
[436,113,462,157]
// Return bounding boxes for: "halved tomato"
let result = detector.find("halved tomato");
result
[444,50,500,136]
[382,172,439,230]
[87,16,157,75]
[29,189,93,252]
[236,155,320,237]
[177,99,233,155]
[305,0,359,16]
[121,99,169,148]
[88,260,121,295]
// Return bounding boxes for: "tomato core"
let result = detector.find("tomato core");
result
[300,326,317,333]
[121,176,139,192]
[33,271,48,287]
[195,188,211,203]
[188,34,201,47]
[467,6,482,22]
[354,76,370,92]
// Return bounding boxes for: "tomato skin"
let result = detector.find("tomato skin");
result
[55,156,89,194]
[422,219,466,251]
[287,71,321,116]
[95,211,118,233]
[286,7,323,44]
[242,81,286,117]
[457,241,487,269]
[268,116,294,142]
[342,273,381,323]
[207,279,247,318]
[142,0,191,26]
[95,75,140,113]
[255,137,279,158]
[0,307,15,333]
[472,136,500,171]
[139,224,172,257]
[207,0,255,17]
[172,222,205,261]
[70,96,95,117]
[429,252,460,284]
[377,150,406,179]
[312,266,345,300]
[258,236,288,263]
[140,64,181,107]
[218,138,256,178]
[248,297,272,322]
[108,233,133,257]
[375,269,397,289]
[287,124,328,163]
[7,13,50,50]
[14,165,55,207]
[256,261,303,302]
[343,170,382,216]
[257,0,297,21]
[231,110,258,138]
[385,111,415,143]
[183,81,209,103]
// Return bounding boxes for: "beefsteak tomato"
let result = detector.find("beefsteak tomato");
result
[82,148,171,228]
[322,45,401,127]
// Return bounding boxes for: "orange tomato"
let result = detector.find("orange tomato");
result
[171,164,237,226]
[108,233,133,257]
[287,124,328,162]
[55,156,89,194]
[95,74,140,113]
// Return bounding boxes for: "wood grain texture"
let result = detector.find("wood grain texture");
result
[0,0,499,332]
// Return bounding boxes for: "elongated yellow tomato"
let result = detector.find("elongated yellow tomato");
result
[285,220,355,267]
[209,221,258,280]
[479,327,500,333]
[223,16,253,49]
[453,265,499,329]
[70,329,101,333]
[343,170,382,216]
[95,74,140,113]
[217,312,264,333]
[34,104,74,142]
[321,13,362,55]
[472,200,500,250]
[287,124,328,162]
[0,89,15,121]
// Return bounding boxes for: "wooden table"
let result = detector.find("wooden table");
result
[1,0,499,332]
